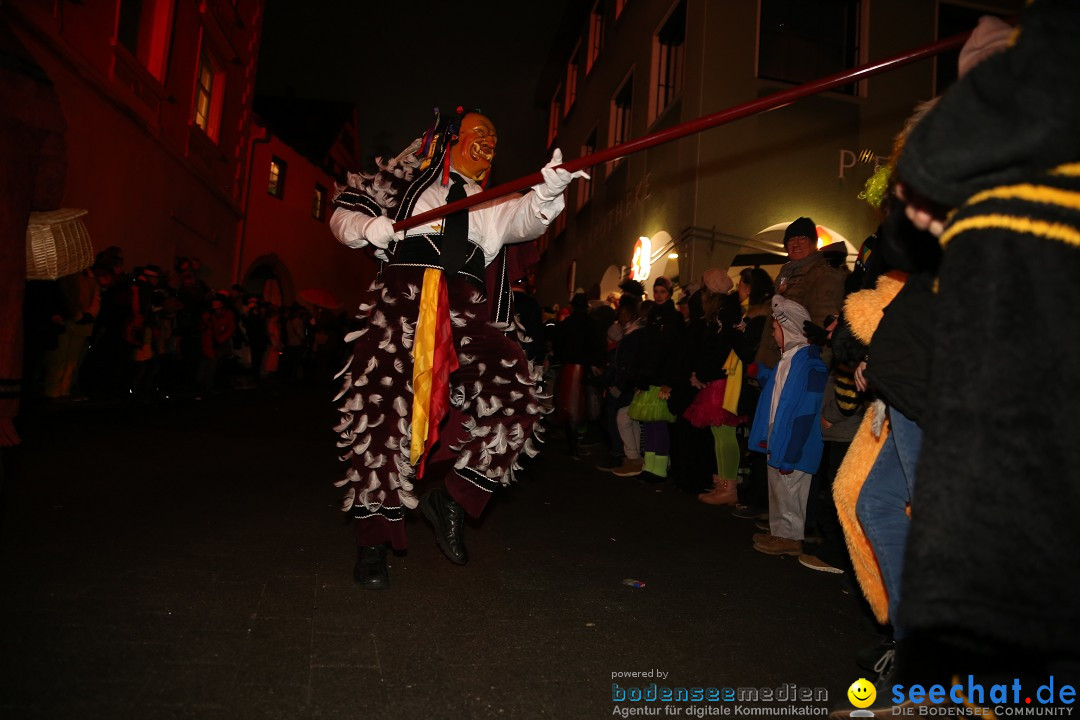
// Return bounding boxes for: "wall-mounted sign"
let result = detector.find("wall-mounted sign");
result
[629,235,651,281]
[838,148,887,179]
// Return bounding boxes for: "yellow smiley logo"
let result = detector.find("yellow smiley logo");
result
[847,678,876,708]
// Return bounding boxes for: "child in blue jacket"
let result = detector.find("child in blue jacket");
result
[748,296,827,556]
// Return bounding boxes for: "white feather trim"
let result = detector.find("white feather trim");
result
[334,467,360,488]
[523,438,539,457]
[334,356,354,379]
[332,377,351,402]
[476,396,503,418]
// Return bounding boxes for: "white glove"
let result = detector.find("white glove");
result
[534,148,591,202]
[363,215,401,249]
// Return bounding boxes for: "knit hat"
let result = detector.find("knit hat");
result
[702,268,733,295]
[653,276,672,292]
[958,15,1013,78]
[783,217,818,246]
[771,295,810,344]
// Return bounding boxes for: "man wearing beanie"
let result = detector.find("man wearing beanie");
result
[755,217,845,370]
[747,296,827,556]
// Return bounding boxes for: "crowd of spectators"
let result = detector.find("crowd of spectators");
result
[21,246,351,406]
[538,4,1080,711]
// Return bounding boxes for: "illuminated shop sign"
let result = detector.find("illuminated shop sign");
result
[630,236,651,281]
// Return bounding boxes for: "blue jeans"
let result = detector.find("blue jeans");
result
[856,407,922,638]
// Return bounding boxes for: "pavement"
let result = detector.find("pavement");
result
[1,387,883,719]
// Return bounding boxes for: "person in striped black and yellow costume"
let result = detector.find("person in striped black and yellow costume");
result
[888,0,1080,696]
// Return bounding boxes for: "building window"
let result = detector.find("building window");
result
[651,0,686,123]
[268,157,287,199]
[577,128,597,209]
[193,40,225,141]
[758,0,861,95]
[586,1,604,74]
[565,43,581,115]
[611,73,634,146]
[312,184,327,220]
[548,85,562,148]
[116,0,175,83]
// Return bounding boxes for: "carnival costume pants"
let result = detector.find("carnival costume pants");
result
[334,267,544,550]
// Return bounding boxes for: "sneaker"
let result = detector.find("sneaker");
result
[611,458,644,477]
[755,520,770,531]
[827,659,906,719]
[856,639,895,672]
[798,553,844,574]
[732,504,768,520]
[596,458,625,473]
[752,531,773,544]
[753,535,803,556]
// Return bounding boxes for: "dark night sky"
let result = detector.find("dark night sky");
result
[255,0,576,182]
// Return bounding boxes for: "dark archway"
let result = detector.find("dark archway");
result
[242,253,295,307]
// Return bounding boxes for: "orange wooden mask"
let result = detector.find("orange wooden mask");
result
[450,113,497,182]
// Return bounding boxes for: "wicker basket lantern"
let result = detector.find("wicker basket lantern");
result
[25,208,94,280]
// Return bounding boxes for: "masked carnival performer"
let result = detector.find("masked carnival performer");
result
[329,109,587,589]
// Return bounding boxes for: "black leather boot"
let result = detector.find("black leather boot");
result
[420,488,468,565]
[353,545,389,589]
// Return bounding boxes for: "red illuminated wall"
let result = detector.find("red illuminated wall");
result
[240,128,377,311]
[7,0,264,290]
